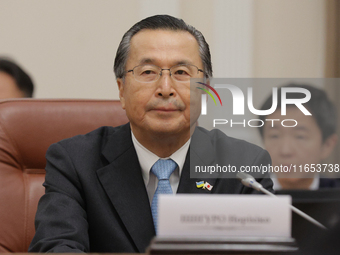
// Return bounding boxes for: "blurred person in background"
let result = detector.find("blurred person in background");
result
[0,58,34,99]
[258,84,340,190]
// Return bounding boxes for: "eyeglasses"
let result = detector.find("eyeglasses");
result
[126,64,204,83]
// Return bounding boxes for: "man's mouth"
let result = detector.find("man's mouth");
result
[152,107,179,112]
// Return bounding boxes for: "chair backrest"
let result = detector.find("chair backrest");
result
[0,99,128,252]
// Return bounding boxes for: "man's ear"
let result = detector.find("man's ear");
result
[117,78,125,110]
[321,133,338,160]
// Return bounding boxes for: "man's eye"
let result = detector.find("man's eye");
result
[268,134,279,139]
[176,70,188,74]
[175,69,189,75]
[141,70,156,75]
[174,69,190,75]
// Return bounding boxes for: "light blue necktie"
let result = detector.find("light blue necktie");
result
[150,159,177,233]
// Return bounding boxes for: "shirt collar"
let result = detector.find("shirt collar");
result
[131,131,190,186]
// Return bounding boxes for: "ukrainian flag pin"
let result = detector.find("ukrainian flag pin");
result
[196,181,205,189]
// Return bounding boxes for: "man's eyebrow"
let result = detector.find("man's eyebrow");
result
[139,58,154,65]
[294,126,310,131]
[267,125,309,129]
[138,58,194,66]
[175,60,194,65]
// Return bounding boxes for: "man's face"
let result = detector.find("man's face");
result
[0,72,25,99]
[263,107,335,180]
[117,29,203,139]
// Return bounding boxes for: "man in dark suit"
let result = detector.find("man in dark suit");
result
[29,15,273,253]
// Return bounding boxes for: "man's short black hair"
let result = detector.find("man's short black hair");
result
[114,14,212,80]
[0,58,34,97]
[258,84,337,141]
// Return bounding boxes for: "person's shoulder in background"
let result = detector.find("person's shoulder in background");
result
[319,178,340,188]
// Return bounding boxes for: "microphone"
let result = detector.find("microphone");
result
[237,172,263,191]
[236,172,327,230]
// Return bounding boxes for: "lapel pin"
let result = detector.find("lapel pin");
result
[196,181,213,191]
[204,182,213,191]
[196,181,205,189]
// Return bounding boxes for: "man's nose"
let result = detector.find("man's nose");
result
[156,70,176,98]
[279,138,295,157]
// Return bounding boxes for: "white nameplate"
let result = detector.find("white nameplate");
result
[158,194,291,237]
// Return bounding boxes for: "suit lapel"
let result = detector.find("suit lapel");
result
[177,127,218,194]
[96,124,155,252]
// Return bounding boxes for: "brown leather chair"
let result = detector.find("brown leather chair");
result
[0,99,128,253]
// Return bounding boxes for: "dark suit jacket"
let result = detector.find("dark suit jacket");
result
[319,178,340,188]
[29,123,273,253]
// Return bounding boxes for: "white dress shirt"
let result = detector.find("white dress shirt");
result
[131,131,190,204]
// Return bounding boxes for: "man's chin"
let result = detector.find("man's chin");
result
[278,177,315,190]
[150,126,188,136]
[146,122,189,137]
